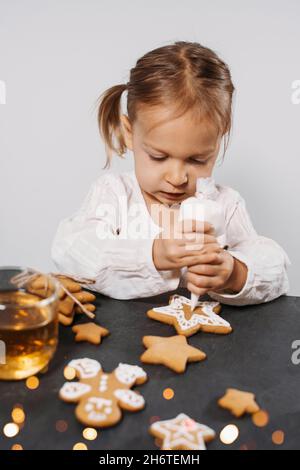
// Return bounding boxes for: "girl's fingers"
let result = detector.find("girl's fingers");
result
[187,282,208,297]
[180,243,223,257]
[180,233,218,248]
[180,250,223,267]
[188,263,219,276]
[186,272,217,290]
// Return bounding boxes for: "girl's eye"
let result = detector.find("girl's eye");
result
[148,154,167,161]
[148,154,208,164]
[189,159,206,165]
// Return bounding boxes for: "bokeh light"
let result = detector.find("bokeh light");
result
[252,410,269,427]
[220,424,239,445]
[64,366,76,380]
[163,388,174,400]
[55,420,68,432]
[3,423,19,438]
[11,444,23,450]
[73,442,88,450]
[83,428,97,440]
[26,376,39,390]
[11,407,25,424]
[272,430,285,445]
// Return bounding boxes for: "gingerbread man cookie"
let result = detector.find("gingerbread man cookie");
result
[150,413,215,450]
[141,335,206,373]
[147,294,231,336]
[59,358,147,427]
[218,388,260,417]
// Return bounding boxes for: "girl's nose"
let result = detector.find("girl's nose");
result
[165,167,188,187]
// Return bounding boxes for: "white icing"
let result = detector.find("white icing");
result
[152,295,230,331]
[60,360,147,424]
[98,374,109,392]
[84,397,113,422]
[68,358,101,379]
[114,389,145,409]
[115,363,147,385]
[60,382,91,400]
[150,413,215,450]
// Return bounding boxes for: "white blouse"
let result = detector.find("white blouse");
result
[51,169,291,306]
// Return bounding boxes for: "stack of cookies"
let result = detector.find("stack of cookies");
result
[26,274,97,326]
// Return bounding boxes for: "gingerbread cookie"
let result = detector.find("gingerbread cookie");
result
[74,303,96,314]
[26,273,97,324]
[28,274,81,299]
[147,294,231,336]
[59,295,75,316]
[218,388,260,417]
[141,335,206,373]
[58,313,75,326]
[72,323,109,345]
[150,413,215,450]
[59,358,147,427]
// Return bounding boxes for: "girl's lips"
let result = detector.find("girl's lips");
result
[160,191,185,199]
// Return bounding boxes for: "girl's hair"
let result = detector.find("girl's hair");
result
[97,41,235,169]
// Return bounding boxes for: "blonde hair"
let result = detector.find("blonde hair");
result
[97,41,235,169]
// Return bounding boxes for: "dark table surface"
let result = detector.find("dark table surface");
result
[0,288,300,450]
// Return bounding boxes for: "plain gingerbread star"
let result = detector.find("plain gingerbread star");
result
[149,413,216,450]
[72,322,109,345]
[218,388,260,417]
[140,335,206,373]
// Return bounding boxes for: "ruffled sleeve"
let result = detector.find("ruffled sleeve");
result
[207,194,291,306]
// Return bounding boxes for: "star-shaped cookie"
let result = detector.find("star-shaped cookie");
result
[147,294,231,337]
[140,335,206,373]
[218,388,260,417]
[72,322,109,345]
[150,413,215,450]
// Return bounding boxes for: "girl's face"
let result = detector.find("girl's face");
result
[121,106,222,206]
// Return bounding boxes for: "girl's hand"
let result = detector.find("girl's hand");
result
[152,218,218,271]
[185,248,235,297]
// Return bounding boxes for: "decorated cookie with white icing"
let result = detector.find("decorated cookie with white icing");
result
[149,413,216,450]
[59,358,147,427]
[147,294,232,336]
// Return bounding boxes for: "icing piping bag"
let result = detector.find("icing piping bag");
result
[178,176,227,312]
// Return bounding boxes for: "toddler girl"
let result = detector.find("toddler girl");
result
[51,41,290,305]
